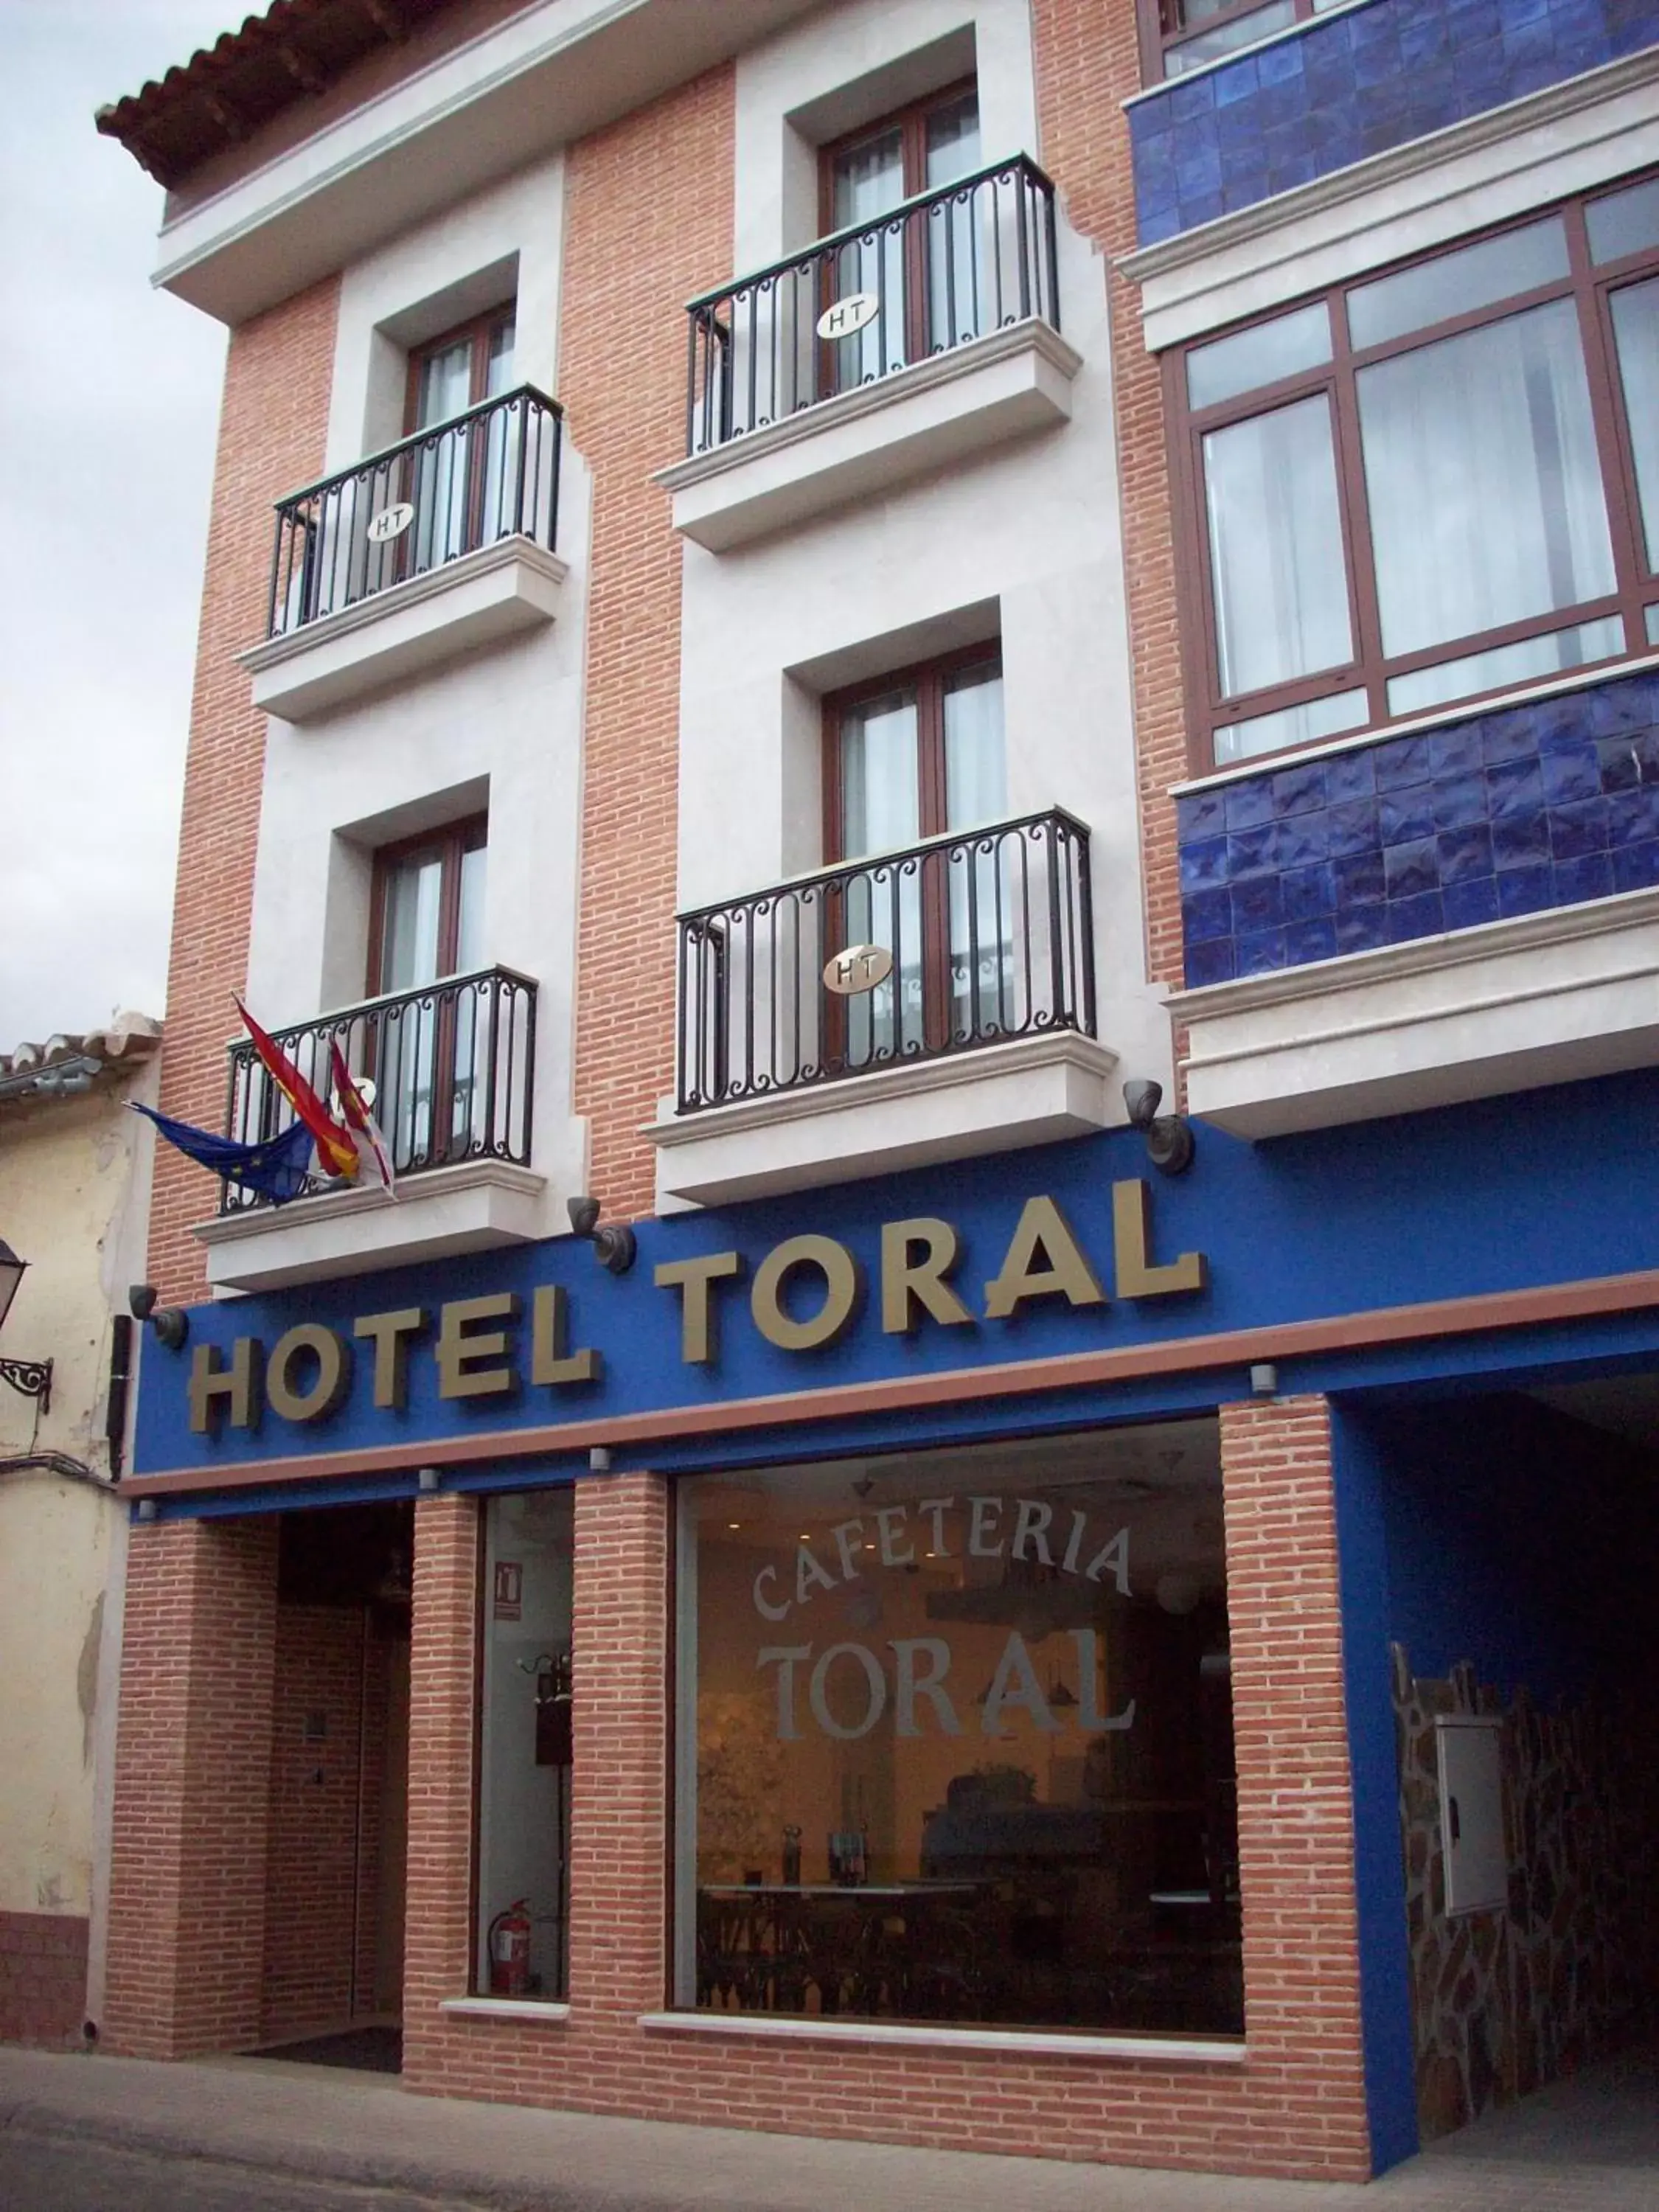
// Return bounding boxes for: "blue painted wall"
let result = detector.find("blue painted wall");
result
[1179,668,1659,986]
[1131,0,1659,246]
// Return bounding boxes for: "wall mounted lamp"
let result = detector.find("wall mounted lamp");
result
[0,1240,53,1415]
[566,1194,637,1276]
[1121,1081,1195,1176]
[128,1283,189,1352]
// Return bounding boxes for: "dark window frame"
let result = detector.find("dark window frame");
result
[366,813,488,998]
[1136,0,1321,86]
[815,77,981,239]
[1168,181,1659,775]
[403,305,518,436]
[821,641,1004,863]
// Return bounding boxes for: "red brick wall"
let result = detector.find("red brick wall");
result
[147,277,340,1305]
[102,1516,279,2058]
[0,1911,88,2048]
[560,66,736,1222]
[1030,0,1189,1022]
[401,1493,480,2060]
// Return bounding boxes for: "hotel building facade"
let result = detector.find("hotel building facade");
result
[98,0,1659,2178]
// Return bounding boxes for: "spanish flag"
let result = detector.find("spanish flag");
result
[234,997,359,1181]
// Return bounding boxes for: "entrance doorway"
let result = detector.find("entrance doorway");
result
[255,1501,414,2070]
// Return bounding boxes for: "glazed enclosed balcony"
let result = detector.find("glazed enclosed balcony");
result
[656,156,1082,552]
[195,966,546,1293]
[240,386,567,720]
[652,810,1119,1206]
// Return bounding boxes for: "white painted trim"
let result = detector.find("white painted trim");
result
[1172,885,1659,1029]
[636,2011,1248,2063]
[1169,650,1659,799]
[1122,50,1659,349]
[439,1995,571,2023]
[193,1157,546,1248]
[241,539,567,672]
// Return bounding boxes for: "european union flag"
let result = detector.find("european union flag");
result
[130,1104,317,1205]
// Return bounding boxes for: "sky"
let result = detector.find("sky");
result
[1,3,243,1051]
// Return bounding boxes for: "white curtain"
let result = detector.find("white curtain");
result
[1357,300,1615,660]
[1203,393,1352,700]
[1610,277,1659,571]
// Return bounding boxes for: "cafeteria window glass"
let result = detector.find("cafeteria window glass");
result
[674,1422,1240,2036]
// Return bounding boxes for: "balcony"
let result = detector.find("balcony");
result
[240,386,566,720]
[1166,661,1659,1135]
[1127,0,1659,248]
[655,157,1080,552]
[194,966,546,1292]
[652,810,1118,1206]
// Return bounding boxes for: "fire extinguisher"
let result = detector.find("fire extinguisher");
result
[488,1899,532,1997]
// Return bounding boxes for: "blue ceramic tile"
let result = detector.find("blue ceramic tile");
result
[1273,813,1328,870]
[1478,709,1538,765]
[1380,790,1436,845]
[1612,838,1659,892]
[1213,56,1261,105]
[1231,874,1285,933]
[1492,806,1550,868]
[1327,798,1381,856]
[1608,784,1659,846]
[1375,734,1438,790]
[1335,848,1388,905]
[1552,852,1613,905]
[1431,773,1487,830]
[1530,690,1593,748]
[1486,757,1543,817]
[1175,147,1224,197]
[1507,48,1562,93]
[1635,729,1659,778]
[1184,936,1237,988]
[1179,834,1231,892]
[1324,748,1377,803]
[1540,742,1602,805]
[1284,916,1339,966]
[1225,776,1276,830]
[1497,863,1554,916]
[1335,902,1391,953]
[1169,76,1219,124]
[1177,789,1228,842]
[1426,722,1482,777]
[1139,206,1182,246]
[1400,15,1453,63]
[1237,926,1289,976]
[1222,175,1270,213]
[1384,836,1439,899]
[1499,0,1551,29]
[1183,886,1234,943]
[1353,35,1405,85]
[1596,737,1642,793]
[1282,862,1338,920]
[1270,759,1329,818]
[1227,823,1278,878]
[1275,149,1319,189]
[1548,796,1610,858]
[1443,874,1503,930]
[1387,890,1446,942]
[1178,189,1225,227]
[1590,676,1659,734]
[1437,823,1495,883]
[1257,37,1306,82]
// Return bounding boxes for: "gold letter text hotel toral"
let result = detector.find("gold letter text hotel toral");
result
[435,1293,521,1399]
[354,1307,427,1410]
[189,1336,263,1433]
[881,1217,974,1335]
[983,1195,1107,1319]
[654,1251,745,1364]
[1112,1179,1208,1299]
[532,1284,603,1387]
[751,1235,863,1352]
[265,1324,352,1423]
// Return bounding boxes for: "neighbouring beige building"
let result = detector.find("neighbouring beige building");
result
[0,1015,160,2045]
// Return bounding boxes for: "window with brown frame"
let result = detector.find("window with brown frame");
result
[1169,175,1659,771]
[399,307,519,574]
[1137,0,1335,83]
[405,306,518,435]
[368,815,488,996]
[365,817,489,1170]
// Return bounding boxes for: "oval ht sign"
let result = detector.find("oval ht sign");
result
[816,291,880,342]
[366,502,416,543]
[823,943,894,996]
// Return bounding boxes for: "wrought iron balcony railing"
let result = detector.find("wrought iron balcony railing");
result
[266,386,563,639]
[684,155,1061,456]
[675,809,1095,1113]
[219,966,536,1214]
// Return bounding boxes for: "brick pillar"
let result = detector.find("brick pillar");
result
[400,1493,478,2087]
[568,1472,669,2025]
[102,1515,279,2058]
[1220,1395,1372,2178]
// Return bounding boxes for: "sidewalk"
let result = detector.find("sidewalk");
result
[1,2039,1655,2212]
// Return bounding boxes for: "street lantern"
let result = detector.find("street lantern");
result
[0,1238,52,1414]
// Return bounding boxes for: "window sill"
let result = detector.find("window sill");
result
[193,1156,549,1294]
[648,1030,1119,1210]
[653,319,1081,554]
[240,535,567,722]
[638,2011,1246,2064]
[439,1995,571,2023]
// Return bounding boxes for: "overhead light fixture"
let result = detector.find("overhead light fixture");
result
[128,1283,189,1352]
[1121,1080,1194,1176]
[0,1241,52,1413]
[566,1194,637,1275]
